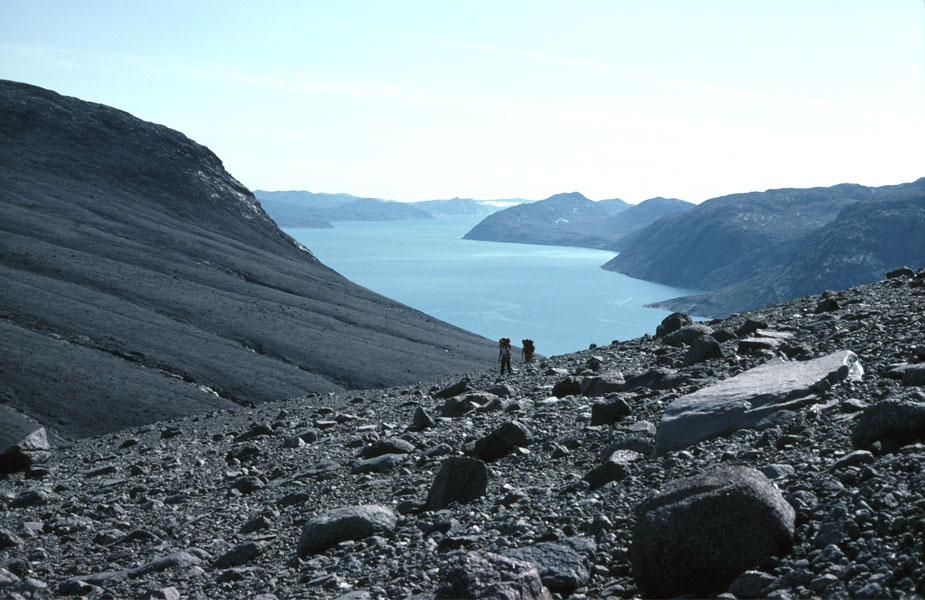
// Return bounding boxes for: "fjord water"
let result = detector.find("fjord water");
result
[285,216,697,356]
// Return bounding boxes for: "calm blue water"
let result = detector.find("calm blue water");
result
[285,216,697,356]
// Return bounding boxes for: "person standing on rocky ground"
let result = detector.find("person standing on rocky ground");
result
[498,337,513,376]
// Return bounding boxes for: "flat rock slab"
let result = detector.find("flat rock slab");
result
[654,350,862,456]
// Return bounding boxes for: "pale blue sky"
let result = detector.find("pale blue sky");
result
[2,0,923,202]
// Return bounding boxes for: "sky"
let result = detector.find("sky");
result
[1,0,923,203]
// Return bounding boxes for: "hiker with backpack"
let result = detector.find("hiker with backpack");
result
[498,337,513,375]
[521,339,535,363]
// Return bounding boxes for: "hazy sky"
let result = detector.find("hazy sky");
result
[2,1,923,203]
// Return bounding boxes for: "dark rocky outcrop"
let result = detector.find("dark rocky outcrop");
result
[0,80,491,440]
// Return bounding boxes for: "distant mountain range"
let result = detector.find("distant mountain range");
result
[463,192,694,249]
[603,180,925,316]
[459,181,924,317]
[254,190,502,228]
[0,80,492,443]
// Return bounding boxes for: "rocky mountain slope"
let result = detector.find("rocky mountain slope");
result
[2,269,923,599]
[0,80,492,444]
[464,193,693,250]
[604,179,925,316]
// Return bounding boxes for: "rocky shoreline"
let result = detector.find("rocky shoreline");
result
[2,269,924,599]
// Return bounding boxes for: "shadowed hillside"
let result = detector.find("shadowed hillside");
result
[0,80,492,443]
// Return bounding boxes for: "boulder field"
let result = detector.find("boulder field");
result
[1,270,924,599]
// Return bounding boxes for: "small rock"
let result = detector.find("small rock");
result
[472,421,531,462]
[589,397,632,426]
[425,457,488,510]
[215,541,261,568]
[656,312,692,337]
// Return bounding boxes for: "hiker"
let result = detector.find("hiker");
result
[522,339,535,363]
[498,337,513,375]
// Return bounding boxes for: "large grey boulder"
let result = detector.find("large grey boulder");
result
[631,466,795,598]
[425,457,488,510]
[434,550,552,600]
[0,428,50,474]
[297,505,396,556]
[851,397,925,450]
[654,350,862,456]
[502,537,596,595]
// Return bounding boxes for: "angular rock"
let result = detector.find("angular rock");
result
[886,266,914,278]
[654,350,863,456]
[441,393,498,417]
[472,421,531,462]
[851,397,925,450]
[434,550,552,600]
[656,312,692,337]
[662,323,714,347]
[738,337,783,353]
[631,466,795,598]
[735,317,769,337]
[901,364,925,386]
[297,505,397,556]
[728,570,775,599]
[425,457,488,510]
[622,368,678,392]
[129,550,203,577]
[0,527,24,549]
[552,376,582,398]
[815,297,840,313]
[0,428,50,474]
[232,476,264,494]
[502,537,596,595]
[584,449,642,488]
[350,453,405,474]
[434,379,469,399]
[683,334,725,365]
[359,438,414,459]
[589,397,631,426]
[409,406,436,431]
[215,541,261,568]
[580,370,625,397]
